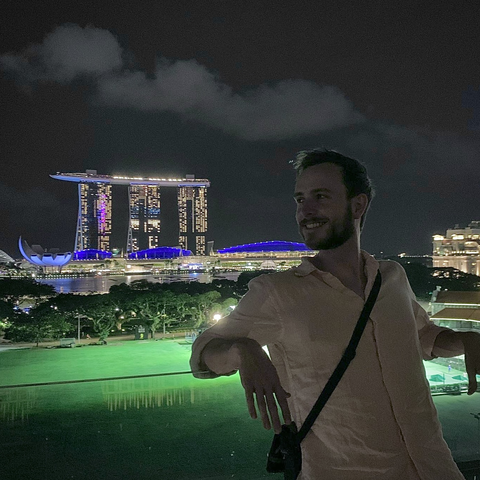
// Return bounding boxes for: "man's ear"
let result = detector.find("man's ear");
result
[351,193,368,220]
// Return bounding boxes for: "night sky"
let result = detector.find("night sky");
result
[1,1,479,258]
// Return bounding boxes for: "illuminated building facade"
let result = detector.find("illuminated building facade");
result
[51,171,210,255]
[76,181,112,251]
[18,238,73,270]
[127,185,162,252]
[432,221,480,276]
[178,179,208,255]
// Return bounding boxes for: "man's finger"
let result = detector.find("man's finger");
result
[465,357,478,395]
[275,388,292,425]
[244,387,257,419]
[265,393,282,434]
[255,391,271,430]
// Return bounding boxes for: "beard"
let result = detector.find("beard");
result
[300,205,355,250]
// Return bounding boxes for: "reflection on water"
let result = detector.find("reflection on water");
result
[0,375,239,422]
[37,272,240,293]
[102,376,221,411]
[0,388,37,423]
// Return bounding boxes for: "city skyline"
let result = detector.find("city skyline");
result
[1,2,479,257]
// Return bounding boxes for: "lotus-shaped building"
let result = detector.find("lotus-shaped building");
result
[18,237,73,270]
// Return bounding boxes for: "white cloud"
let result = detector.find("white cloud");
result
[99,59,364,140]
[1,24,363,140]
[1,24,123,82]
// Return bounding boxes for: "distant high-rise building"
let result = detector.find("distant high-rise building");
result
[127,184,162,252]
[432,221,480,276]
[51,171,210,255]
[76,179,112,251]
[178,179,208,255]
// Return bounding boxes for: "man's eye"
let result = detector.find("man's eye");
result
[295,198,304,204]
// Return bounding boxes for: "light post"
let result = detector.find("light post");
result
[213,313,222,323]
[76,314,87,343]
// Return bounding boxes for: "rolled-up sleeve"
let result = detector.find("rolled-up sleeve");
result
[190,275,282,379]
[414,303,451,360]
[398,264,452,360]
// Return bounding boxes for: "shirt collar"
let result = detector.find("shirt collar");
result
[294,251,380,296]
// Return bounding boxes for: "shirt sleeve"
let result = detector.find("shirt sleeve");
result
[413,303,451,360]
[189,274,282,379]
[391,261,452,360]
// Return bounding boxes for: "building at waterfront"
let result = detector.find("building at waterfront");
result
[432,221,480,276]
[51,171,210,256]
[178,176,208,255]
[55,240,314,275]
[127,184,161,252]
[76,180,112,251]
[18,237,73,271]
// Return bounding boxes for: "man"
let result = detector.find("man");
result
[190,149,480,479]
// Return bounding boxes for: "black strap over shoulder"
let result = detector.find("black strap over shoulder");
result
[297,269,382,442]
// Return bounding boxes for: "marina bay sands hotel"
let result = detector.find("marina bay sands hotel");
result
[51,171,210,256]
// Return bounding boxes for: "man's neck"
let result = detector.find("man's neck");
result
[309,236,367,298]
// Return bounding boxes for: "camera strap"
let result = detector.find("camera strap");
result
[297,269,382,443]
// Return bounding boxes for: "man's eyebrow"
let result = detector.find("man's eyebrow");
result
[293,188,331,198]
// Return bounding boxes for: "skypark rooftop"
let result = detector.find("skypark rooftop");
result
[51,171,210,187]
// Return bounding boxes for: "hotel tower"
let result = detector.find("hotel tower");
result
[51,170,210,255]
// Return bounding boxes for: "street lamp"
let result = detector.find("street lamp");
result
[76,314,87,342]
[213,313,222,322]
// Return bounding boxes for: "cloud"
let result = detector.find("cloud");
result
[1,24,363,140]
[1,24,123,82]
[99,60,363,140]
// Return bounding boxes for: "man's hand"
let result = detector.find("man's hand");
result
[461,332,480,395]
[233,338,292,434]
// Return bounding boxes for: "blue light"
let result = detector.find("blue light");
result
[18,237,73,267]
[74,249,112,261]
[128,247,192,260]
[218,241,311,254]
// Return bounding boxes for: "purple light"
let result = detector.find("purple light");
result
[218,241,311,254]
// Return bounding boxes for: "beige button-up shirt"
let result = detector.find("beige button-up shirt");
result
[190,253,464,479]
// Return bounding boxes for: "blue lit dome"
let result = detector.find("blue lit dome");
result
[128,247,192,260]
[18,237,73,267]
[74,249,112,261]
[218,241,311,254]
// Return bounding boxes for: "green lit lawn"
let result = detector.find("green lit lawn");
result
[0,341,479,479]
[0,340,194,387]
[0,341,274,480]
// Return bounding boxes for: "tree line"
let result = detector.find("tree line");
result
[0,272,264,344]
[1,263,479,344]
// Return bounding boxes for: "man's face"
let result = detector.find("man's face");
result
[294,162,355,250]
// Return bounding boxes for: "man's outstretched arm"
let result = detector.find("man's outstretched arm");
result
[433,330,480,395]
[201,337,292,434]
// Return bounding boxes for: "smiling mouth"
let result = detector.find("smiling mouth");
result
[303,220,327,230]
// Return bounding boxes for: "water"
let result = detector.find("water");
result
[36,272,240,293]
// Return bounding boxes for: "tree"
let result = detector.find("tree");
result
[0,299,14,335]
[4,306,71,346]
[190,291,222,328]
[85,296,122,343]
[0,278,56,305]
[129,291,180,338]
[403,263,480,300]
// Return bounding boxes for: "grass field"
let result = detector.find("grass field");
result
[0,339,195,387]
[1,340,479,479]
